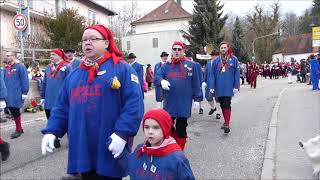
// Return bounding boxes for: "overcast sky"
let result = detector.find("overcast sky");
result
[96,0,313,17]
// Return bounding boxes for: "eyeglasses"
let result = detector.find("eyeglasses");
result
[172,48,182,51]
[81,37,105,43]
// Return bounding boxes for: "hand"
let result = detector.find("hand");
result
[0,100,6,109]
[202,82,207,90]
[157,101,162,108]
[233,89,239,94]
[41,134,56,155]
[209,89,215,94]
[40,99,45,105]
[161,80,171,90]
[22,94,28,100]
[193,101,200,112]
[108,133,126,158]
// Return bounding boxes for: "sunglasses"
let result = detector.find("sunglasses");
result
[172,48,182,51]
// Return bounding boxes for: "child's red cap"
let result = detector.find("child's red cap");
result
[142,108,172,139]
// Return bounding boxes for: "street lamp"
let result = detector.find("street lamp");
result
[252,30,281,61]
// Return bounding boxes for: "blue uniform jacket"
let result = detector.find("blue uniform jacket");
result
[154,62,164,102]
[41,63,71,110]
[210,55,240,97]
[131,62,144,98]
[310,58,320,79]
[194,61,203,101]
[0,68,7,100]
[155,60,202,118]
[4,62,29,108]
[70,58,81,71]
[41,58,144,178]
[204,60,214,100]
[128,144,195,180]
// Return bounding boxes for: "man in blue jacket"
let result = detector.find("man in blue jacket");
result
[310,54,320,90]
[127,53,144,98]
[155,41,202,150]
[4,51,29,139]
[154,51,169,108]
[65,49,81,71]
[209,42,240,134]
[41,24,144,180]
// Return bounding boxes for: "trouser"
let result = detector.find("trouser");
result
[147,82,152,88]
[218,97,232,128]
[45,109,51,119]
[241,77,244,85]
[311,76,319,90]
[8,107,23,132]
[171,117,188,150]
[81,170,121,180]
[251,76,257,88]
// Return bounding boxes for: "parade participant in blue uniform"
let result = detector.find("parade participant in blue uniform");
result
[155,41,202,150]
[310,54,320,90]
[4,51,29,139]
[65,49,81,70]
[127,53,144,98]
[41,48,71,148]
[0,66,10,161]
[154,52,169,108]
[128,108,195,180]
[41,24,144,180]
[203,49,220,117]
[209,42,240,134]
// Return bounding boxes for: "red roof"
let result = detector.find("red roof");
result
[131,0,191,25]
[275,33,312,55]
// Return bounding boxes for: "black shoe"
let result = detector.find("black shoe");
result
[208,108,217,115]
[224,127,230,134]
[216,113,221,119]
[11,130,24,139]
[0,142,10,161]
[61,174,81,180]
[54,138,61,148]
[221,123,226,129]
[199,108,203,114]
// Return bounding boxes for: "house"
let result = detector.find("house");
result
[272,33,318,63]
[0,0,116,50]
[121,0,192,66]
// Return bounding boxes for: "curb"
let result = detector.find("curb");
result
[260,85,289,180]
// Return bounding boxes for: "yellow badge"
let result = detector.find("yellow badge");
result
[111,76,121,90]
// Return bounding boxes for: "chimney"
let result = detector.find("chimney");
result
[176,0,181,6]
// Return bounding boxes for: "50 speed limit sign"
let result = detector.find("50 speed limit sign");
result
[13,14,28,31]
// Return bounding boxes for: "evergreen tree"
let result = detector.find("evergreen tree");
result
[43,8,86,51]
[187,0,228,53]
[312,0,320,18]
[232,17,249,62]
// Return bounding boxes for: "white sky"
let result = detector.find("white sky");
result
[95,0,313,17]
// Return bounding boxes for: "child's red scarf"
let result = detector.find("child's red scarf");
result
[136,137,181,157]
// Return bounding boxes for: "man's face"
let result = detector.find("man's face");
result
[161,56,168,62]
[143,119,164,147]
[66,52,75,61]
[172,45,184,59]
[82,29,109,60]
[220,43,228,56]
[5,52,15,64]
[50,52,62,64]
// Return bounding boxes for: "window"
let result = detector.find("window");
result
[127,41,131,51]
[88,9,96,25]
[152,38,158,48]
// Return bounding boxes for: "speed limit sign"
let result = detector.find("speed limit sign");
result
[13,14,28,31]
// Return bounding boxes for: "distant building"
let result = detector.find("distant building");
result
[121,0,191,66]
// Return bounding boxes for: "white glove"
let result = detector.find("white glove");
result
[22,94,28,100]
[108,133,127,158]
[209,89,215,93]
[40,99,45,105]
[0,100,6,109]
[157,101,162,108]
[202,82,207,90]
[233,89,239,94]
[41,134,56,155]
[161,79,171,90]
[193,101,200,112]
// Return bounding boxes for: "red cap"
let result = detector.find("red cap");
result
[142,109,172,139]
[85,24,123,64]
[172,41,186,50]
[51,48,68,62]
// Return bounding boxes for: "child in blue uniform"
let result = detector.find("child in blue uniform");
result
[129,108,195,180]
[4,51,29,139]
[128,53,144,98]
[155,41,202,150]
[154,52,169,108]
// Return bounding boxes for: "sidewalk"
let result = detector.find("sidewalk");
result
[273,83,319,179]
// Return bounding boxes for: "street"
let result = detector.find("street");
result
[0,77,319,179]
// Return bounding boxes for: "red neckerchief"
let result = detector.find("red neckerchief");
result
[50,60,67,77]
[136,137,182,157]
[171,56,186,77]
[80,51,111,83]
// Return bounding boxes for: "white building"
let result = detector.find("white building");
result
[121,0,191,66]
[0,0,116,50]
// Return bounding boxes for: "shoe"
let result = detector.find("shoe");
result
[0,142,10,161]
[10,130,24,139]
[199,108,203,115]
[54,138,61,148]
[224,127,230,134]
[221,123,226,129]
[208,108,217,115]
[60,174,81,180]
[216,113,221,119]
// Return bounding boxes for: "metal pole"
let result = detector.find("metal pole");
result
[19,7,24,62]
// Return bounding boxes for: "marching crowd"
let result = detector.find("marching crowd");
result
[0,24,319,180]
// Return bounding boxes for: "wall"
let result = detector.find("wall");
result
[272,53,283,62]
[283,53,312,63]
[1,9,18,49]
[134,18,190,34]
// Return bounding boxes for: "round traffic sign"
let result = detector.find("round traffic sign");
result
[13,14,28,31]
